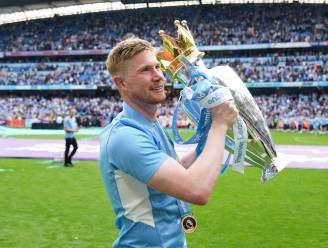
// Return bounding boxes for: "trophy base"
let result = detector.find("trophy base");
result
[261,165,279,182]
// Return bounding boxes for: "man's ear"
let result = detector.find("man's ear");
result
[112,75,125,90]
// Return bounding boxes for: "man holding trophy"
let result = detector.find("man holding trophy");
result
[99,21,283,247]
[99,37,237,246]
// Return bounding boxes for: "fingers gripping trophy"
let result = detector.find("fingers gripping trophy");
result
[156,20,286,182]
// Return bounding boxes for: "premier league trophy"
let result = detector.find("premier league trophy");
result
[157,20,286,182]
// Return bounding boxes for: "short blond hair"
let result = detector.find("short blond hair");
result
[106,38,154,75]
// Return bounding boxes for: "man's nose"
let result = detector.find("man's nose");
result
[152,68,164,80]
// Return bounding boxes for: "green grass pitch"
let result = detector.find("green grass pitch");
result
[6,129,328,146]
[1,130,328,247]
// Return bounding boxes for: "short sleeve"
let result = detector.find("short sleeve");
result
[107,125,169,184]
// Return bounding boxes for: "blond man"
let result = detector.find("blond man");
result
[99,38,238,247]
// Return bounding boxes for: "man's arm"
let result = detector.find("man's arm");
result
[148,100,237,205]
[178,148,196,169]
[64,127,74,132]
[64,126,78,132]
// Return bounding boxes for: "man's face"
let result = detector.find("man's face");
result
[69,109,76,117]
[120,50,166,105]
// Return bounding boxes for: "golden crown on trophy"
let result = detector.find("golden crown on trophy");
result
[156,20,204,82]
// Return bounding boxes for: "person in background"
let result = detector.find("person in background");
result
[63,107,79,167]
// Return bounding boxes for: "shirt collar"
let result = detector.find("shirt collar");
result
[122,102,155,129]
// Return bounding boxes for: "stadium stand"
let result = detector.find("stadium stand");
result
[0,3,327,131]
[0,4,327,51]
[1,52,327,87]
[0,62,111,86]
[1,94,327,131]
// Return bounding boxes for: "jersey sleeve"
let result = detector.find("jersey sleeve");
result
[107,125,169,184]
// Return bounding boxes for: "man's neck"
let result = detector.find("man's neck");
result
[124,98,158,122]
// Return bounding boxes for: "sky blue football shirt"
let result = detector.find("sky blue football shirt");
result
[99,102,187,248]
[64,116,77,138]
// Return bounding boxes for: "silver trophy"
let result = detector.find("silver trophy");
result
[157,20,286,182]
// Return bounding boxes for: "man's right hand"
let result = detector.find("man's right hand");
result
[211,100,238,128]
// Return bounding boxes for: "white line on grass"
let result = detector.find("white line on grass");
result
[0,168,15,172]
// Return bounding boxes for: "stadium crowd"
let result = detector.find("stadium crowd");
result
[1,52,327,87]
[1,94,327,132]
[0,4,327,134]
[0,4,327,51]
[205,53,328,83]
[0,62,110,86]
[254,93,328,132]
[193,4,327,45]
[0,96,121,128]
[0,7,192,51]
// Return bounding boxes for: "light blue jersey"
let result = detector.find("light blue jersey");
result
[99,102,187,248]
[64,116,77,138]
